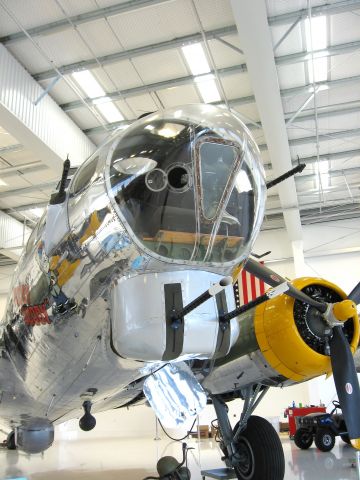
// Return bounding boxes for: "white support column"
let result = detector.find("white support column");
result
[230,0,303,245]
[0,44,95,173]
[292,240,306,277]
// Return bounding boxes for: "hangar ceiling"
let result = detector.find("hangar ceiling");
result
[0,0,359,261]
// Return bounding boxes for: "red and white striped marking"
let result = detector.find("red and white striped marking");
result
[237,269,266,305]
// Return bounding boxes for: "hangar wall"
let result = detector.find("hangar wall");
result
[57,380,310,440]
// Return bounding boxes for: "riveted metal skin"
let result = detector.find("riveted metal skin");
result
[0,105,266,447]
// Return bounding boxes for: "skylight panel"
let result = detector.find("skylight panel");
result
[195,75,221,103]
[182,43,210,75]
[30,207,44,218]
[72,71,124,123]
[308,57,327,83]
[72,70,105,98]
[315,160,329,188]
[305,16,327,51]
[305,16,328,83]
[94,98,125,123]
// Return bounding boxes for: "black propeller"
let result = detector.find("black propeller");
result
[244,257,360,444]
[349,282,360,305]
[330,326,360,440]
[244,258,327,311]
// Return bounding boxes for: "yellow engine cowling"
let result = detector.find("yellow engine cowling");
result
[255,277,359,383]
[203,277,359,394]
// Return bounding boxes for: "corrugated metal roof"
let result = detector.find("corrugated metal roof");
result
[0,0,358,242]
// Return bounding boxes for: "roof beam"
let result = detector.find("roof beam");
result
[295,166,360,182]
[0,181,57,199]
[2,0,358,45]
[0,0,173,45]
[33,33,360,82]
[0,161,43,175]
[257,127,360,151]
[268,0,360,25]
[82,97,360,136]
[289,127,360,146]
[231,0,302,244]
[32,26,238,81]
[0,143,23,154]
[0,44,95,174]
[285,100,360,123]
[276,39,360,66]
[60,66,360,113]
[61,67,249,112]
[2,201,48,213]
[291,149,360,166]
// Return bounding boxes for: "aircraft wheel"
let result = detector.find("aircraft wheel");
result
[294,427,313,449]
[6,431,16,450]
[340,434,351,445]
[232,416,285,480]
[315,428,335,452]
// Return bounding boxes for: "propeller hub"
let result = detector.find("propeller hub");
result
[333,300,357,322]
[325,300,356,328]
[351,438,360,450]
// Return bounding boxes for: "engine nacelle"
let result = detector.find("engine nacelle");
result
[15,417,54,453]
[203,277,359,394]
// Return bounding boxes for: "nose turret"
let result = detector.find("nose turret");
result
[106,104,266,268]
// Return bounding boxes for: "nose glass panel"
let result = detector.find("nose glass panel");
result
[106,105,266,266]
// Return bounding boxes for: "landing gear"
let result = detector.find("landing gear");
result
[6,431,16,450]
[212,385,285,480]
[79,400,96,431]
[232,416,285,480]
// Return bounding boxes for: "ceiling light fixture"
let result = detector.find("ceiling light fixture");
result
[72,70,124,123]
[195,74,221,103]
[181,43,211,75]
[305,16,328,83]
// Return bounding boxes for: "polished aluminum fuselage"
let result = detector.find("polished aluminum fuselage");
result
[1,148,236,429]
[1,104,268,432]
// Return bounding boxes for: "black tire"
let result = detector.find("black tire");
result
[294,427,313,449]
[314,428,335,452]
[340,434,351,445]
[232,416,285,480]
[6,431,16,450]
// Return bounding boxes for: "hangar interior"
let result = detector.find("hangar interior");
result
[0,0,359,479]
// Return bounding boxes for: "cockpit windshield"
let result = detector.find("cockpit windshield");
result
[106,105,266,266]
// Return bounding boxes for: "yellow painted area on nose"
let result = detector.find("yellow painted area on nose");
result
[333,300,357,322]
[351,438,360,450]
[232,262,243,283]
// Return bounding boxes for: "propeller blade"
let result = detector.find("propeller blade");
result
[348,281,360,305]
[330,326,360,441]
[244,258,327,312]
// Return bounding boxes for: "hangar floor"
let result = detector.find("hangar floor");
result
[0,434,358,479]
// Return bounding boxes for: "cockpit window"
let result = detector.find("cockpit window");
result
[198,140,239,222]
[106,105,266,266]
[70,155,99,196]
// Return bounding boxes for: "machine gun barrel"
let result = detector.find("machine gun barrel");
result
[220,282,289,322]
[171,276,232,322]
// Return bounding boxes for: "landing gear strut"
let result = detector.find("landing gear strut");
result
[212,385,285,480]
[79,400,96,431]
[6,430,16,450]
